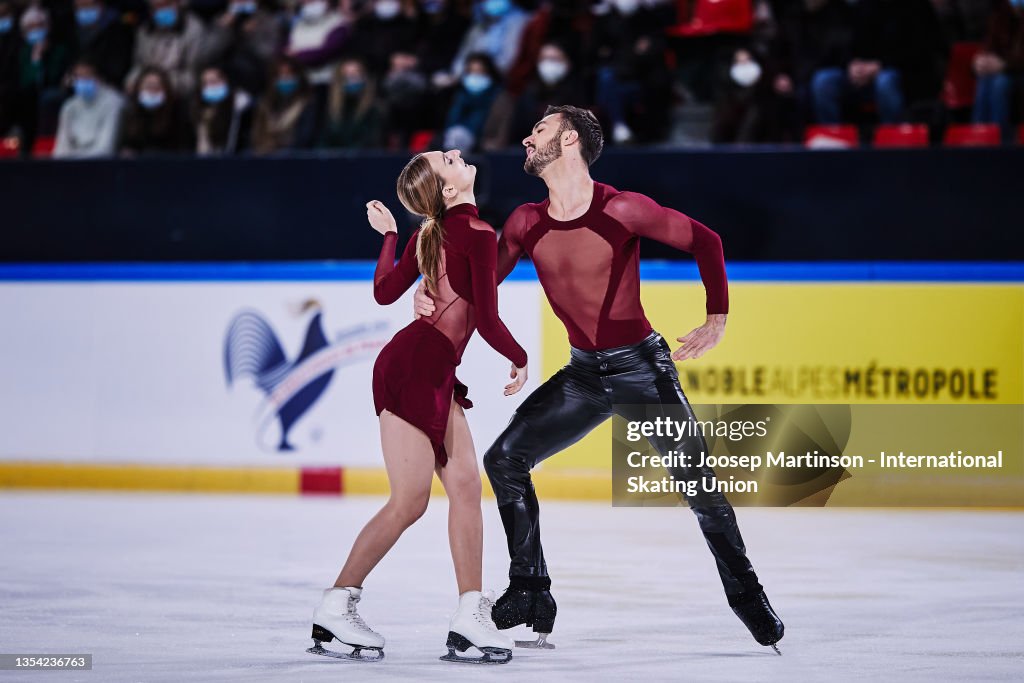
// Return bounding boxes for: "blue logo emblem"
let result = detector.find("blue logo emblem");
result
[224,301,387,451]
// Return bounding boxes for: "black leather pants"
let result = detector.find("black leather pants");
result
[483,330,763,597]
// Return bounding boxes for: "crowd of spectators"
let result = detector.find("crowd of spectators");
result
[0,0,1021,158]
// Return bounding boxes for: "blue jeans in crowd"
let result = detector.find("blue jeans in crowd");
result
[972,73,1014,141]
[596,66,643,126]
[811,67,904,124]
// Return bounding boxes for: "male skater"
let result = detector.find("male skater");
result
[414,105,784,653]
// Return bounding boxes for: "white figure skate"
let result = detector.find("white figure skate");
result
[440,591,514,664]
[307,587,384,662]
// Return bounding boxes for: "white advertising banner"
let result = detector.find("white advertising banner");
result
[0,280,541,467]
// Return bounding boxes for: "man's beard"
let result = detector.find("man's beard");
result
[524,135,562,176]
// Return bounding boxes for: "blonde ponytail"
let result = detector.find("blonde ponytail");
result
[396,153,447,296]
[415,214,446,296]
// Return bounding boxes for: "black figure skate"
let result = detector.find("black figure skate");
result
[492,578,557,649]
[729,589,784,655]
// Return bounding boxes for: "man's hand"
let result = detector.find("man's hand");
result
[973,52,1006,77]
[847,59,880,87]
[413,280,435,319]
[773,73,794,95]
[505,364,528,396]
[672,313,726,361]
[847,60,867,86]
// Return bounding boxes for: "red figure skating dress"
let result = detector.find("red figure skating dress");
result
[371,203,528,466]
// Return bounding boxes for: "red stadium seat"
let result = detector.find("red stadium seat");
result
[803,125,859,149]
[667,0,753,37]
[872,124,929,148]
[408,130,435,153]
[943,124,1000,147]
[941,42,981,110]
[0,135,19,159]
[31,135,55,158]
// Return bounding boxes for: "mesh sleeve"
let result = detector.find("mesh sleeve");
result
[608,191,729,314]
[373,230,421,305]
[467,224,528,367]
[496,205,532,284]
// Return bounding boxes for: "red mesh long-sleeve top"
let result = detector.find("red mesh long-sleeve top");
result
[496,181,729,351]
[374,203,528,368]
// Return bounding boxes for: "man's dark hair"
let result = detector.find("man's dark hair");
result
[464,51,501,83]
[543,104,603,166]
[73,56,100,73]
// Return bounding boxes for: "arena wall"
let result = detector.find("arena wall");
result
[1,262,1020,503]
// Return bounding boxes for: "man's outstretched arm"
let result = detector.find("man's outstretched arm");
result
[608,191,729,361]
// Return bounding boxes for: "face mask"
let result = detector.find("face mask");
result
[153,7,178,28]
[0,17,12,33]
[301,0,328,20]
[138,90,166,109]
[230,1,257,14]
[375,0,401,19]
[730,61,762,87]
[276,77,299,96]
[25,27,48,44]
[344,80,365,94]
[421,0,443,14]
[537,59,567,85]
[482,0,510,18]
[613,0,639,15]
[462,72,491,94]
[75,77,98,100]
[76,7,102,26]
[202,83,229,103]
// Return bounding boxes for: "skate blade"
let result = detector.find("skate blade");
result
[770,644,781,656]
[307,641,384,662]
[440,647,512,664]
[515,633,555,649]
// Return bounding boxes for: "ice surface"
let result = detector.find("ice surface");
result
[0,492,1021,682]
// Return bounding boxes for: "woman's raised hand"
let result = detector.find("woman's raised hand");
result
[366,200,397,235]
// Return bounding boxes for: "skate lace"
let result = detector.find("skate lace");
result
[475,594,497,627]
[346,596,377,634]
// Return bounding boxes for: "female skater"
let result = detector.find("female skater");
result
[307,149,528,665]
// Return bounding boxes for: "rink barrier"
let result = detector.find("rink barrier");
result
[1,462,1021,507]
[0,462,611,501]
[2,262,1020,500]
[1,261,1023,281]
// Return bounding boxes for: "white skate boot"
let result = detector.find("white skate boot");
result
[440,591,514,664]
[307,587,385,662]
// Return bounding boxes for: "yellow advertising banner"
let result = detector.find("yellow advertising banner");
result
[540,283,1024,474]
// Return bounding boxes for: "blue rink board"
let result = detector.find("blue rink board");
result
[0,262,1021,282]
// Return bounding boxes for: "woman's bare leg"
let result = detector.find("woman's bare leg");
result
[335,410,435,587]
[435,400,483,594]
